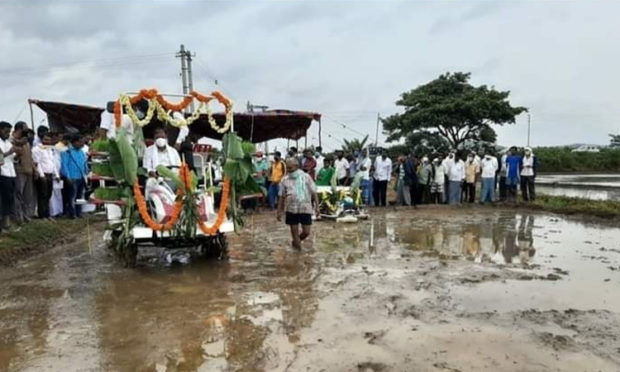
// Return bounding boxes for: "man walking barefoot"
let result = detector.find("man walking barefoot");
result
[277,158,319,249]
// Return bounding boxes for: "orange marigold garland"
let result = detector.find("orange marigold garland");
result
[198,178,230,236]
[190,90,214,104]
[133,180,184,231]
[133,162,228,235]
[156,94,193,112]
[114,89,158,128]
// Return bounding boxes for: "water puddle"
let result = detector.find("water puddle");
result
[0,208,619,370]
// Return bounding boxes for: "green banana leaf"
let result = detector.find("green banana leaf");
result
[223,159,252,184]
[116,129,138,185]
[108,140,126,183]
[236,176,266,196]
[156,165,185,191]
[241,141,255,156]
[223,133,244,159]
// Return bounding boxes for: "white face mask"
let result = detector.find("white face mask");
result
[155,138,167,148]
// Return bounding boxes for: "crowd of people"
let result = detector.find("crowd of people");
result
[0,121,92,234]
[254,145,539,211]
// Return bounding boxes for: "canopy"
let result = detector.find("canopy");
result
[29,99,104,134]
[30,99,321,143]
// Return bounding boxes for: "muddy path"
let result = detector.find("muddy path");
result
[0,207,619,371]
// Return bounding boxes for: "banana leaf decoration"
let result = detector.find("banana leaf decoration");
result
[107,140,126,183]
[156,165,185,191]
[118,130,138,185]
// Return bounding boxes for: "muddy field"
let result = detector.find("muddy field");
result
[1,207,619,371]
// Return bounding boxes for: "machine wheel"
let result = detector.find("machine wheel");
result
[200,233,228,260]
[124,243,138,268]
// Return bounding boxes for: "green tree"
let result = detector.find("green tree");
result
[382,72,527,149]
[342,134,369,153]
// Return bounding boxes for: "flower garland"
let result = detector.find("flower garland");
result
[133,180,184,232]
[156,101,206,128]
[206,100,233,134]
[198,177,230,236]
[113,88,233,133]
[120,95,157,127]
[133,161,229,235]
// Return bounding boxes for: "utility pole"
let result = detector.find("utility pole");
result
[375,112,381,147]
[176,44,195,113]
[527,113,531,147]
[186,50,194,112]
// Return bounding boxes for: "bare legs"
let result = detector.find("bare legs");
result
[289,224,311,249]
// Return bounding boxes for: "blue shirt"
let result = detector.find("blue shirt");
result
[61,147,89,180]
[506,155,522,180]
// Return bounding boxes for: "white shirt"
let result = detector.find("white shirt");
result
[315,154,324,175]
[521,155,535,176]
[359,157,372,180]
[442,156,455,171]
[100,111,134,140]
[500,154,508,176]
[373,157,392,182]
[0,138,16,178]
[334,158,349,180]
[481,157,498,178]
[32,145,60,178]
[143,144,182,174]
[433,163,446,184]
[448,160,465,182]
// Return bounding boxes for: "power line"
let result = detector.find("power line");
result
[0,53,174,74]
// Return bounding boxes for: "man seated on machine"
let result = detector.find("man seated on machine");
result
[143,127,182,197]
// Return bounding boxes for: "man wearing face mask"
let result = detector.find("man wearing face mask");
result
[143,127,182,178]
[32,132,60,219]
[464,153,480,203]
[442,151,456,204]
[480,150,498,204]
[520,147,538,202]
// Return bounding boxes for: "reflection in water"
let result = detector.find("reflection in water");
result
[392,213,537,265]
[95,220,319,371]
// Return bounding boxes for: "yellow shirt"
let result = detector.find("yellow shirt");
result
[270,160,286,183]
[465,160,480,183]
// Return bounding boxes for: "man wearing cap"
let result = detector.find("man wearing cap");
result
[254,151,269,187]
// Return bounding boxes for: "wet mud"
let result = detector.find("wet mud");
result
[0,207,619,371]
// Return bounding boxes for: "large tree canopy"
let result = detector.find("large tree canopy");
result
[382,72,527,149]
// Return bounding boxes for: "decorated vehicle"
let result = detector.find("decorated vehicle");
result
[30,89,322,266]
[89,89,264,266]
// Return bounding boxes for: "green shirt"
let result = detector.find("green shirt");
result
[316,167,335,186]
[254,160,269,185]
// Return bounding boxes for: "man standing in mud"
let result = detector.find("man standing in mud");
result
[277,158,319,250]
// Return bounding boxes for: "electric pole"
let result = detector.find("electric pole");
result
[527,113,531,147]
[375,112,381,147]
[176,44,195,112]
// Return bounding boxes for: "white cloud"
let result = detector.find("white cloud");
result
[0,0,618,150]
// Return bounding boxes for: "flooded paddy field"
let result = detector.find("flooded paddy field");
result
[1,207,619,371]
[537,174,620,201]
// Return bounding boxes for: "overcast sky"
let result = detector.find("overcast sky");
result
[1,0,619,151]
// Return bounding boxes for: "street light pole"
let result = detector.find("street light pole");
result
[527,113,531,147]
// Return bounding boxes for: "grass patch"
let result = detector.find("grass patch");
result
[0,218,88,252]
[530,195,620,218]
